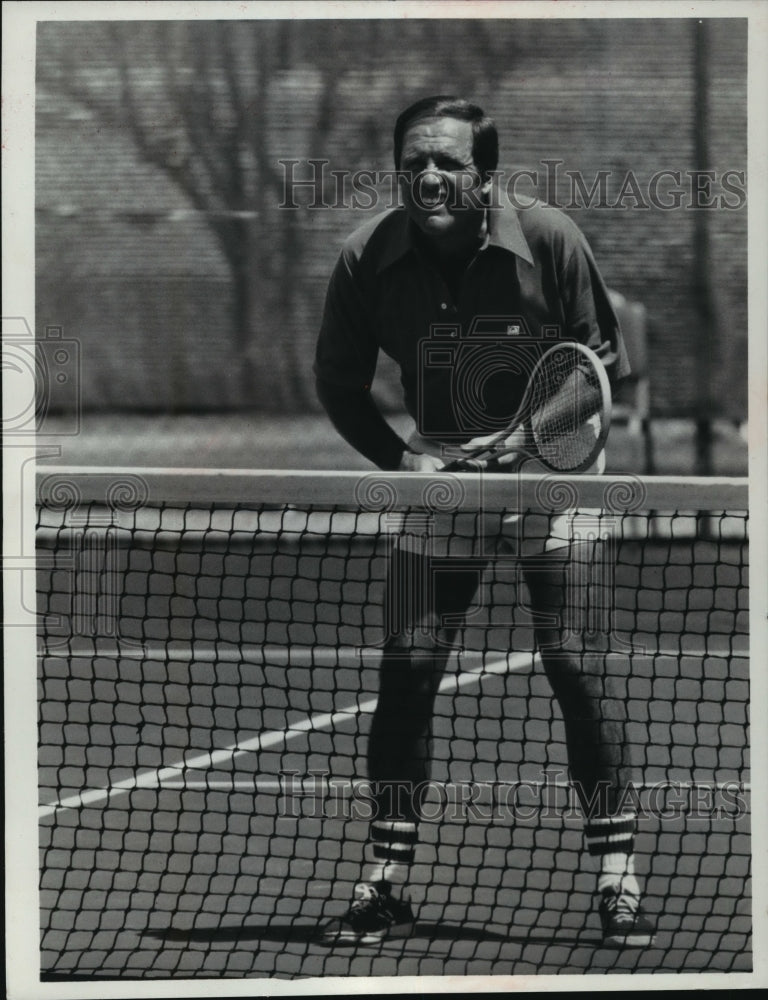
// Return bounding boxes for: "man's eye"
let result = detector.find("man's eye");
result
[435,159,465,172]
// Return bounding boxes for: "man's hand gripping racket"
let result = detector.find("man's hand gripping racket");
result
[441,343,612,474]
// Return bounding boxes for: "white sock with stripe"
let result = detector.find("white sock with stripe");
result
[597,853,640,897]
[362,820,417,896]
[585,814,641,897]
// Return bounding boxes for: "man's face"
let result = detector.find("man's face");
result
[398,116,491,255]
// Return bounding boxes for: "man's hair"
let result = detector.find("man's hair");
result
[393,96,499,181]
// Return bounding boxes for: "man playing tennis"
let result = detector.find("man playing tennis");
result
[313,96,655,949]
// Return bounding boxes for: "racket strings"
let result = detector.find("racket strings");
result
[529,353,604,469]
[440,345,609,474]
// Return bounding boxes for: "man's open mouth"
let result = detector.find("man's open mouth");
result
[413,171,449,210]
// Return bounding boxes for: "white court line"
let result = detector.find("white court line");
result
[39,648,535,817]
[39,640,747,664]
[38,642,379,665]
[153,777,753,794]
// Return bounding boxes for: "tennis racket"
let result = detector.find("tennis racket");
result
[441,342,612,473]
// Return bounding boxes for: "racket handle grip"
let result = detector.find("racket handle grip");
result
[440,457,491,472]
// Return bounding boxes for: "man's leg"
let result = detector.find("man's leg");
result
[522,537,655,947]
[318,546,485,945]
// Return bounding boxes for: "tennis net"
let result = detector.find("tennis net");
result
[37,468,750,979]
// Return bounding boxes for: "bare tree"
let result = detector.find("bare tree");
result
[38,20,349,409]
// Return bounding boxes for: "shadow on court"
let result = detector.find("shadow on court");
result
[151,920,514,945]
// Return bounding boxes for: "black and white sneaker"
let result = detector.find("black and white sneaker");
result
[316,881,415,946]
[599,885,656,948]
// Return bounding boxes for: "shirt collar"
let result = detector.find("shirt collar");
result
[485,184,535,266]
[375,184,534,273]
[375,210,414,273]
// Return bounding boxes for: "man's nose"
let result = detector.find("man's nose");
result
[419,169,443,193]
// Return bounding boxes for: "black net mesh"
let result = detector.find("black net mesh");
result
[37,470,750,979]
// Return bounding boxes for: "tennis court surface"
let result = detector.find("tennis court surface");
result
[36,469,750,979]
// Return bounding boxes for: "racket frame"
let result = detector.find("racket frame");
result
[440,341,613,474]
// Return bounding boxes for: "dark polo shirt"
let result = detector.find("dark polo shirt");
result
[315,195,629,461]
